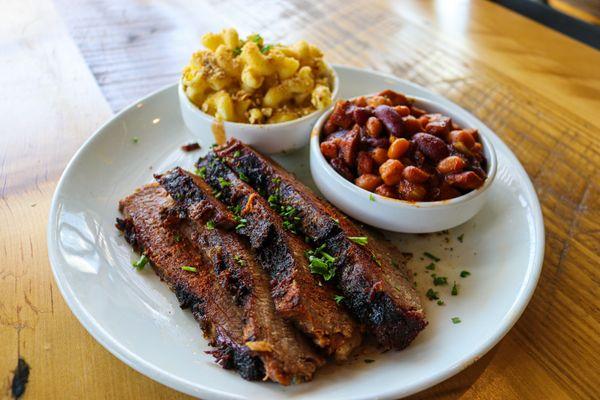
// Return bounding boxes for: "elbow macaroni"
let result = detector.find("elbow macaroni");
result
[182,29,333,124]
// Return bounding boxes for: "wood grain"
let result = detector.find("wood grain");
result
[1,0,599,398]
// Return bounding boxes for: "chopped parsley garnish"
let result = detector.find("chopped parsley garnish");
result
[233,255,245,266]
[260,44,273,54]
[268,190,300,233]
[272,177,281,185]
[371,254,381,267]
[232,47,242,56]
[348,236,368,246]
[213,190,222,199]
[132,254,148,270]
[425,262,436,270]
[451,281,459,296]
[233,150,241,158]
[451,317,461,324]
[238,171,249,182]
[218,177,231,188]
[333,295,344,304]
[426,288,439,301]
[437,300,445,306]
[234,215,248,230]
[457,234,464,243]
[423,252,440,262]
[332,218,339,225]
[392,260,399,268]
[251,34,262,43]
[364,359,375,364]
[132,136,139,144]
[181,266,197,272]
[433,276,448,286]
[460,270,471,278]
[211,143,218,149]
[205,220,216,230]
[306,244,336,281]
[195,166,206,178]
[173,234,182,243]
[369,193,375,202]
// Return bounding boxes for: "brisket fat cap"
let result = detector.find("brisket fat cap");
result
[209,139,427,349]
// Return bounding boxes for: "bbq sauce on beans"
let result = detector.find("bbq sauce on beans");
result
[319,90,488,202]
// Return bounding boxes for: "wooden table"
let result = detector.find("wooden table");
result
[2,0,599,398]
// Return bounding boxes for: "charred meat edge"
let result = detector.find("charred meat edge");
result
[160,166,361,360]
[116,184,264,381]
[156,169,323,382]
[210,139,427,349]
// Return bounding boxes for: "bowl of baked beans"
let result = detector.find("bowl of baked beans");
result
[309,90,497,233]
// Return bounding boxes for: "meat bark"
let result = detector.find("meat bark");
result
[118,183,321,384]
[210,139,427,349]
[158,167,361,360]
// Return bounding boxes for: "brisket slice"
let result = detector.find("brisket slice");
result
[212,139,427,349]
[117,184,263,381]
[156,170,323,383]
[158,167,361,360]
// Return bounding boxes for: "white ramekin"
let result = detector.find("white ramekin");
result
[309,96,497,233]
[179,66,339,154]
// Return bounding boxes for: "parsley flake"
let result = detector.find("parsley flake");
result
[132,136,139,144]
[457,234,464,243]
[348,236,368,246]
[132,254,148,270]
[369,193,375,202]
[460,270,471,278]
[425,263,435,270]
[206,220,216,230]
[423,252,440,262]
[433,276,448,286]
[426,288,439,301]
[333,295,344,304]
[451,317,461,324]
[306,244,336,281]
[181,266,197,272]
[451,281,459,296]
[218,177,231,188]
[437,300,445,306]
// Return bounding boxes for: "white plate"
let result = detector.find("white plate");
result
[48,65,544,400]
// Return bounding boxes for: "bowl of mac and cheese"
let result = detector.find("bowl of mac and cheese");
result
[179,29,338,153]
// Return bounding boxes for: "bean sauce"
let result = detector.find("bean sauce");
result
[319,90,488,202]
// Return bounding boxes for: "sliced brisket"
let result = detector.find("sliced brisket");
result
[211,139,427,349]
[117,184,264,380]
[158,167,361,360]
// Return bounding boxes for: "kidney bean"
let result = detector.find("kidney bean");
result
[379,159,405,185]
[394,105,411,117]
[353,107,373,125]
[329,100,354,129]
[330,157,354,181]
[437,155,466,174]
[465,128,479,141]
[471,142,483,153]
[378,89,408,105]
[412,133,449,162]
[355,174,382,192]
[357,151,375,175]
[361,136,389,149]
[425,116,452,137]
[402,116,424,135]
[339,126,360,165]
[402,166,431,183]
[374,105,404,137]
[371,147,388,165]
[452,141,474,157]
[388,138,410,159]
[375,184,398,199]
[449,130,475,149]
[320,140,338,159]
[418,115,430,127]
[366,116,382,137]
[437,182,462,200]
[398,180,427,201]
[446,171,484,190]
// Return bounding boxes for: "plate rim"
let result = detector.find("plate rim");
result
[47,64,545,400]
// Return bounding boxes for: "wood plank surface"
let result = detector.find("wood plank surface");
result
[1,0,598,399]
